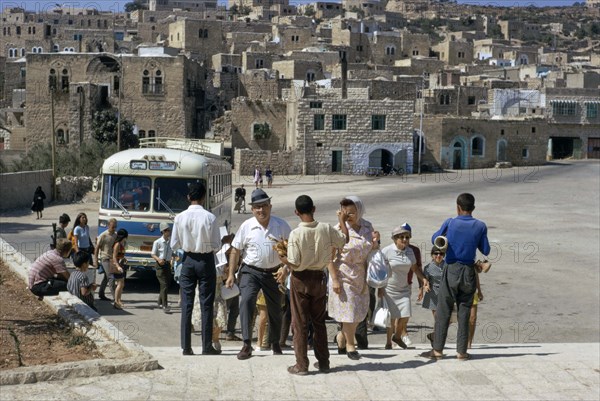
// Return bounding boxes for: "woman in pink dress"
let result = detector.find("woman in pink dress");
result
[328,195,380,360]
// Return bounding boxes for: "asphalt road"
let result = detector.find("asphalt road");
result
[1,160,599,348]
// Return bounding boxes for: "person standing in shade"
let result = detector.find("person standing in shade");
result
[281,195,347,375]
[31,186,46,219]
[152,222,173,313]
[421,193,490,361]
[170,182,222,356]
[94,218,117,301]
[265,166,273,188]
[225,188,291,360]
[55,214,71,240]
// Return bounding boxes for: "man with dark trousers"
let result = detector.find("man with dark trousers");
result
[171,182,222,356]
[280,195,347,375]
[225,188,291,360]
[421,193,490,361]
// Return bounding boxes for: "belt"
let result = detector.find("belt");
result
[243,263,282,273]
[184,251,212,256]
[292,269,326,277]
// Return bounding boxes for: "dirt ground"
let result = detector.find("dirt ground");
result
[0,262,101,370]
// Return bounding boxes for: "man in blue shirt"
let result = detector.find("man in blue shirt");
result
[421,193,490,361]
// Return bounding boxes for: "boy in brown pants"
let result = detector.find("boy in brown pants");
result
[280,195,347,375]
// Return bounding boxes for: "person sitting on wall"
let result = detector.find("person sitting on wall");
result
[28,238,72,300]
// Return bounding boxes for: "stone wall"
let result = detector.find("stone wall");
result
[233,148,303,177]
[56,176,94,203]
[0,169,52,210]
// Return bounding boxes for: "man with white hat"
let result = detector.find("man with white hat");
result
[152,222,173,313]
[225,188,291,360]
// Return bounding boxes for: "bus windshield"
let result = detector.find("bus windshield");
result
[102,175,152,211]
[154,177,206,213]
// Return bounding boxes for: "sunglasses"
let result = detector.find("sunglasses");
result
[394,235,410,240]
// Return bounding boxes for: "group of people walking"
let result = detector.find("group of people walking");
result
[173,181,490,374]
[27,179,489,373]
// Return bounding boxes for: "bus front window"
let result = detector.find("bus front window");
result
[154,178,206,213]
[101,175,152,211]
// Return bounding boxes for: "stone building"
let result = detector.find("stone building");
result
[272,60,325,81]
[24,49,207,150]
[149,0,218,11]
[1,7,116,59]
[286,87,415,175]
[298,2,344,20]
[433,38,473,66]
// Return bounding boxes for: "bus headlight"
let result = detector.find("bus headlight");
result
[98,219,108,228]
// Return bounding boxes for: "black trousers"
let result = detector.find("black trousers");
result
[433,262,476,355]
[30,278,67,297]
[180,252,216,352]
[238,265,282,345]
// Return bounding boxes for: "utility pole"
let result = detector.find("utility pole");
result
[417,74,425,175]
[117,53,123,151]
[50,88,57,200]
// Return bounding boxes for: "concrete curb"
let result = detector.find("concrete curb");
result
[0,237,160,386]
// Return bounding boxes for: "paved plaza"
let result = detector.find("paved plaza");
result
[1,161,599,400]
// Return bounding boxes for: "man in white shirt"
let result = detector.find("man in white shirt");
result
[171,182,222,356]
[151,222,173,313]
[225,188,291,360]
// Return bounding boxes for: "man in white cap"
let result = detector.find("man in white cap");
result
[152,222,173,313]
[225,188,291,360]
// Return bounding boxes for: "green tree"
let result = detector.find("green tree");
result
[11,140,117,177]
[304,5,316,17]
[91,109,138,150]
[124,0,147,12]
[253,123,271,140]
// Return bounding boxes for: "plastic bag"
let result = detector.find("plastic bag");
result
[366,249,390,288]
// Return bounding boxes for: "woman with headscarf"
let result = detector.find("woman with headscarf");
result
[31,186,46,219]
[328,196,380,360]
[110,228,128,309]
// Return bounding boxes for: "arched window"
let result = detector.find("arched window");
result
[28,27,32,34]
[471,136,485,157]
[61,68,70,92]
[21,48,25,57]
[8,49,14,58]
[142,69,164,94]
[16,26,21,35]
[53,44,59,52]
[49,68,57,90]
[385,45,396,56]
[497,139,507,162]
[56,129,68,144]
[306,70,315,82]
[138,130,146,139]
[32,27,36,34]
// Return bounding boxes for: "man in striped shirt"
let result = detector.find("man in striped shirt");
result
[28,238,72,299]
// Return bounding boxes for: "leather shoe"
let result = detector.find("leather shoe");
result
[202,346,222,355]
[182,348,194,356]
[391,334,407,349]
[287,365,308,376]
[98,295,110,301]
[237,344,252,360]
[314,361,330,373]
[347,351,361,360]
[272,343,283,355]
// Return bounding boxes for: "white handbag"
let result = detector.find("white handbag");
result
[372,297,391,328]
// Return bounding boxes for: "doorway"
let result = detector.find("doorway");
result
[331,150,342,173]
[451,139,465,169]
[551,137,579,159]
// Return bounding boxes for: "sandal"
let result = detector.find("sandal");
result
[457,353,471,361]
[419,350,443,360]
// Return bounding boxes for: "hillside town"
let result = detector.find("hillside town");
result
[0,0,599,176]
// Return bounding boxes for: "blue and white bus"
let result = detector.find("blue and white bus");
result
[97,138,232,271]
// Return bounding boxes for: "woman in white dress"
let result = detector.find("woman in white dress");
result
[380,225,429,349]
